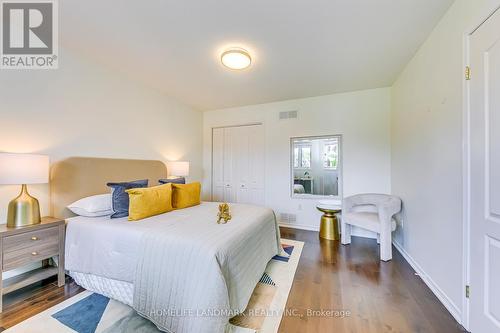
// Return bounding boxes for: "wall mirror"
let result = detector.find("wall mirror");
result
[291,135,342,198]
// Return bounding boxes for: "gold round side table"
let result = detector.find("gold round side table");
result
[317,206,341,241]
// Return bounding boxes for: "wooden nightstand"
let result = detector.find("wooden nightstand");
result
[0,217,65,312]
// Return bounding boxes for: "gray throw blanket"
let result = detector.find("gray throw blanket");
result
[133,202,282,333]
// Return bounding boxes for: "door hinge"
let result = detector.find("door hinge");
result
[465,66,471,80]
[466,285,470,298]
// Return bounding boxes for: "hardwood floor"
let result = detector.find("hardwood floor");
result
[0,227,465,333]
[0,276,83,331]
[279,227,466,333]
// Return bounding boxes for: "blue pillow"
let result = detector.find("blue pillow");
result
[107,179,148,218]
[158,177,186,185]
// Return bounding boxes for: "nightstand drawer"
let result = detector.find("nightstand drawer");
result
[3,227,59,254]
[3,241,59,271]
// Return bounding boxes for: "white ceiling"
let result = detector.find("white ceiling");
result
[60,0,454,111]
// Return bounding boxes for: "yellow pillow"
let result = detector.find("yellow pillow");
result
[172,182,201,209]
[126,183,173,221]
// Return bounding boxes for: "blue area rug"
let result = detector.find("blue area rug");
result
[272,244,294,262]
[52,293,110,333]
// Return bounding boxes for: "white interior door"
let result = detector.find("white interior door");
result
[470,8,500,332]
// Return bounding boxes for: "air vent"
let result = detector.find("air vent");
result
[279,110,298,120]
[279,212,297,224]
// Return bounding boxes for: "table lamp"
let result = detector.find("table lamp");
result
[0,153,49,228]
[166,161,189,183]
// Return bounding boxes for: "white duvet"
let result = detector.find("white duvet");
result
[65,202,282,333]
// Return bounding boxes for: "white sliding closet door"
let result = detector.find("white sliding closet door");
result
[212,128,225,202]
[223,126,237,202]
[211,124,265,205]
[234,125,251,204]
[248,125,265,205]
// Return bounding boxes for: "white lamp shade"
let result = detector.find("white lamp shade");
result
[167,161,189,177]
[0,153,49,185]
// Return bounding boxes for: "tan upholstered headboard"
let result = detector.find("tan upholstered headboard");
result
[50,157,167,219]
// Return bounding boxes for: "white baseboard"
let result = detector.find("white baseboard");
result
[392,240,462,325]
[279,223,377,239]
[279,222,319,232]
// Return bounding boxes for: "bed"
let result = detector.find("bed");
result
[50,157,282,333]
[293,184,305,194]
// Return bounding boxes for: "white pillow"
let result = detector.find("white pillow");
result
[67,194,112,217]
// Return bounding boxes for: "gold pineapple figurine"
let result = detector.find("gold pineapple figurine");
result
[217,203,232,224]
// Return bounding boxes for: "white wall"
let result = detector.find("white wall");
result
[203,88,391,231]
[0,47,203,225]
[391,0,495,323]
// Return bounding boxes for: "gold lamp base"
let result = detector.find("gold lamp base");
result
[7,184,41,228]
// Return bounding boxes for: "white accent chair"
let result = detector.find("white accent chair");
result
[341,194,402,261]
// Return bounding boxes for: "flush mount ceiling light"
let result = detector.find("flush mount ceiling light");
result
[221,48,252,70]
